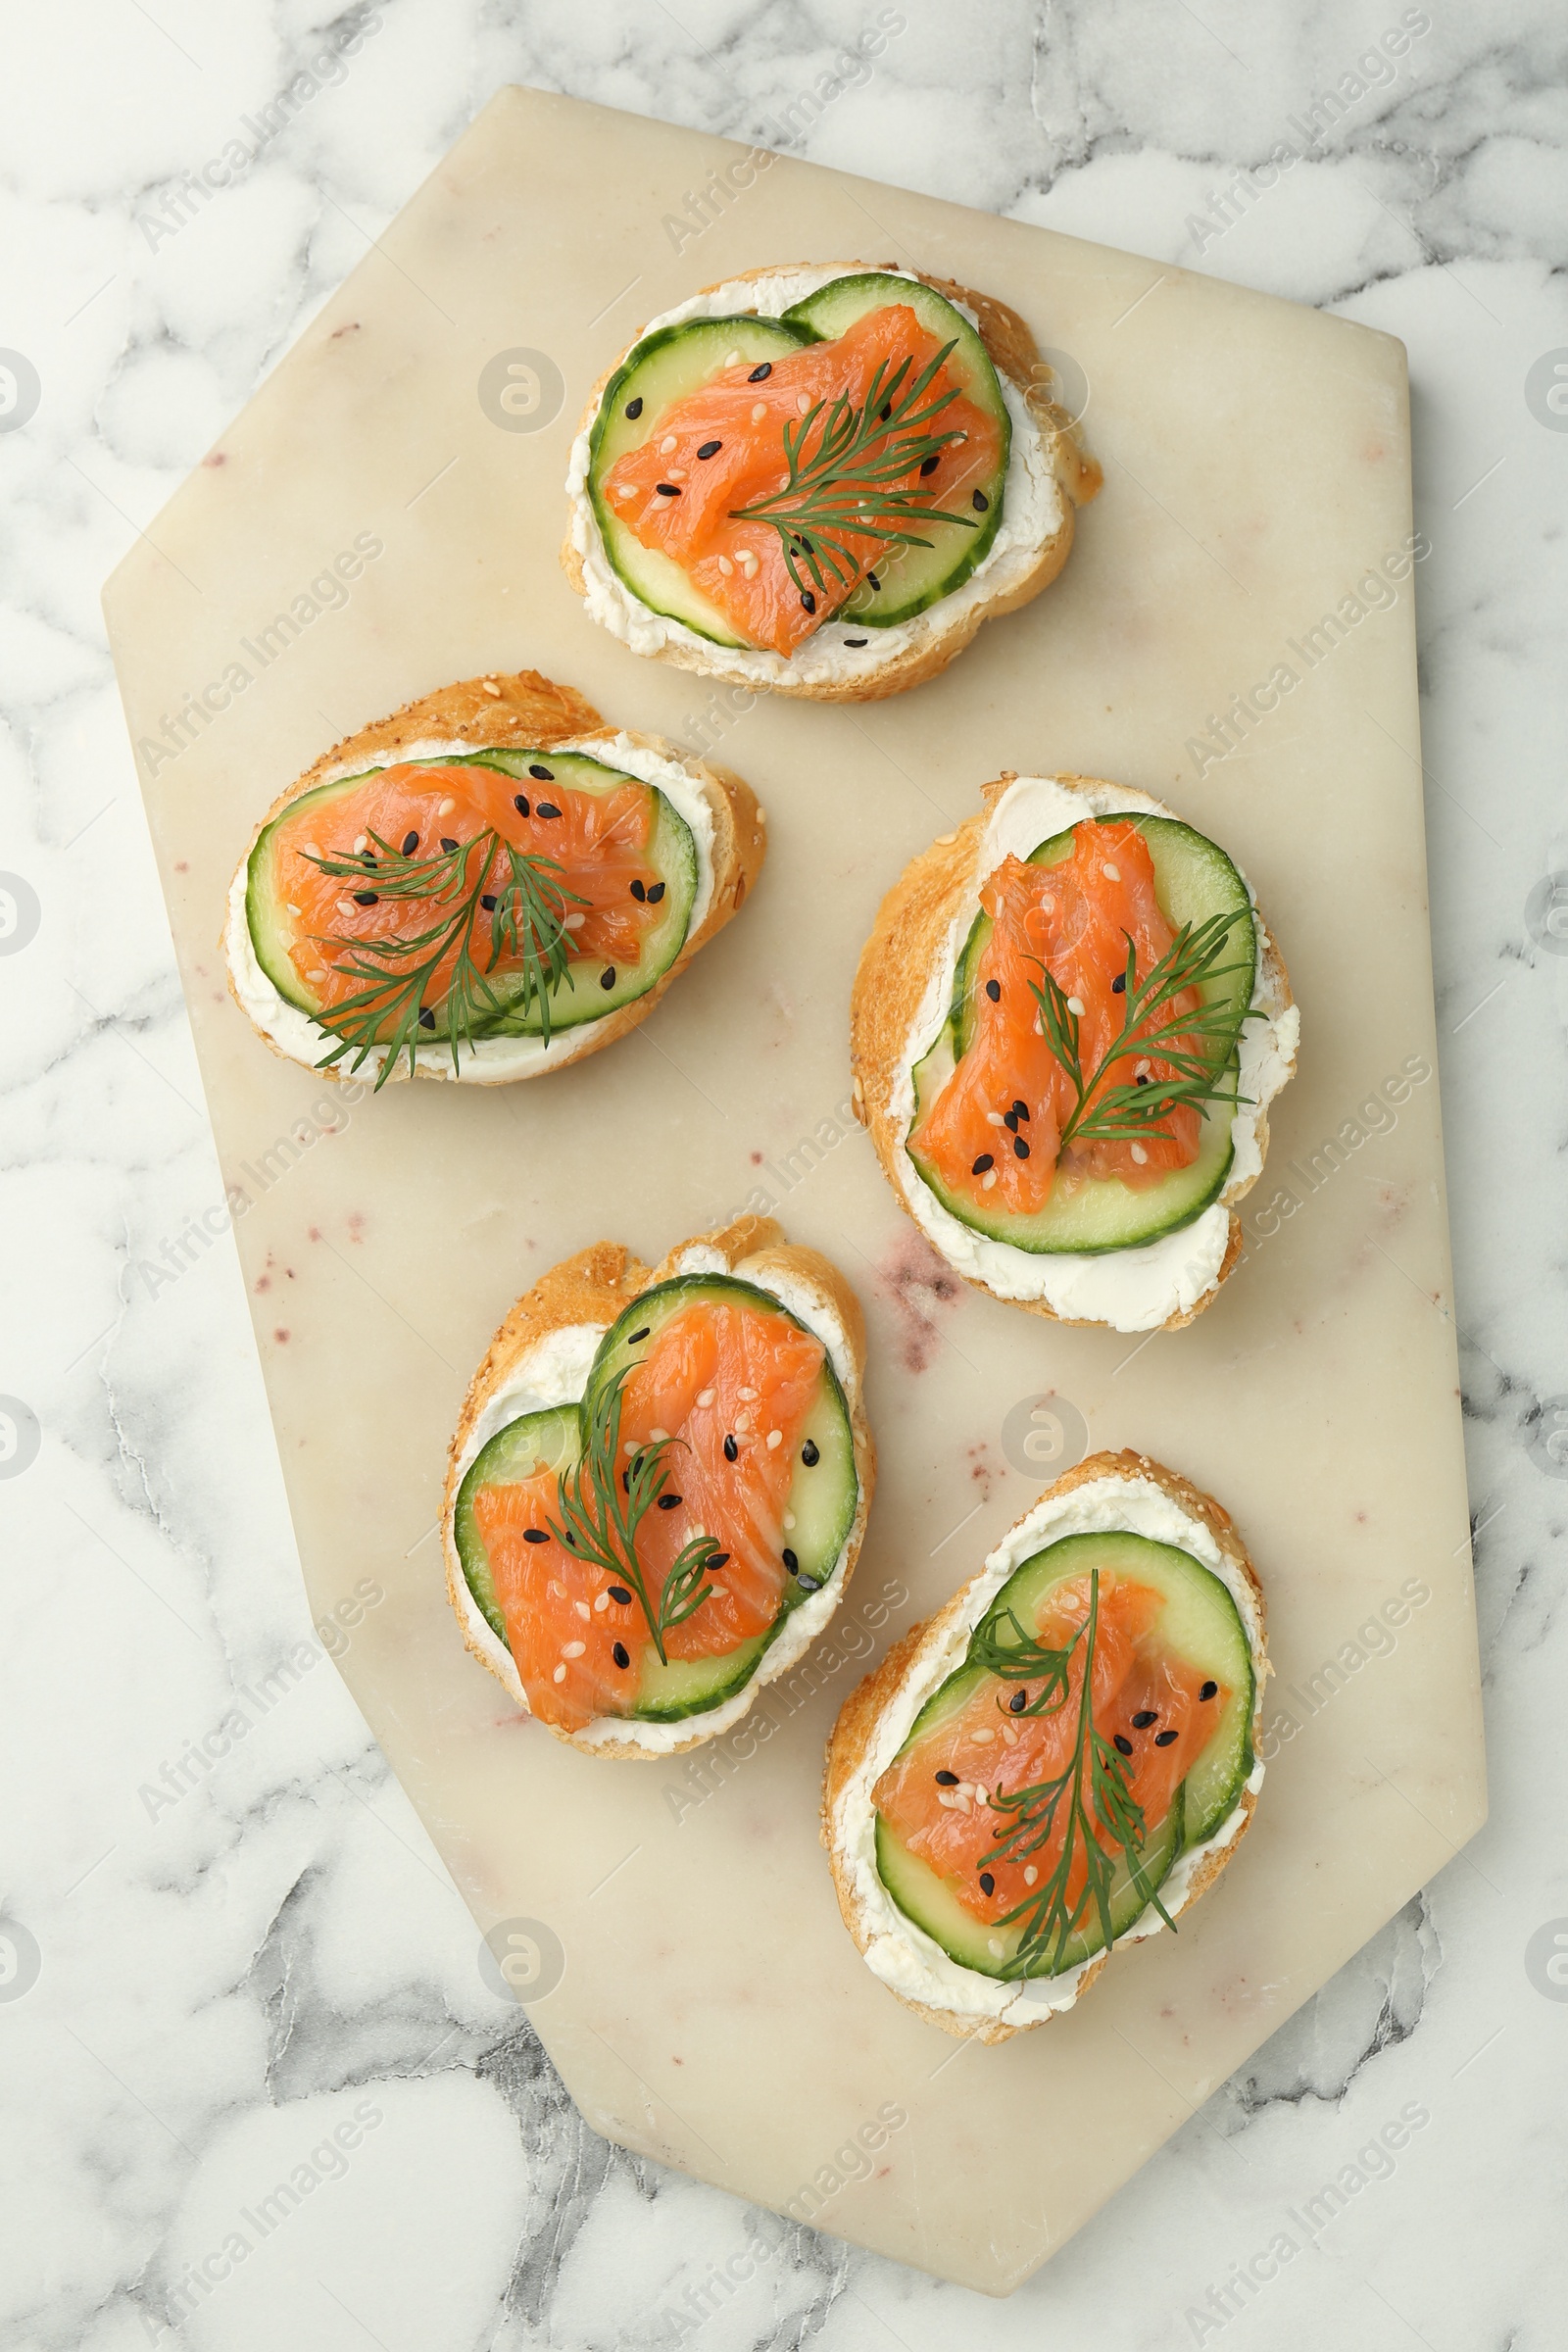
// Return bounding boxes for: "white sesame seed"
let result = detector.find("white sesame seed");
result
[766,1429,782,1449]
[953,1791,973,1814]
[934,832,956,846]
[1002,1724,1019,1745]
[737,1387,759,1401]
[353,833,368,854]
[783,1511,796,1529]
[696,1389,715,1408]
[548,1579,565,1598]
[286,903,301,915]
[593,1592,610,1612]
[986,1110,1005,1126]
[574,1600,591,1620]
[1102,861,1120,881]
[724,348,742,366]
[1067,996,1085,1016]
[982,1170,998,1190]
[623,1439,639,1455]
[969,1727,995,1743]
[755,807,767,823]
[1033,1012,1044,1035]
[937,1789,959,1809]
[1024,1865,1038,1886]
[751,403,767,422]
[564,912,586,930]
[438,798,456,816]
[852,1075,864,1105]
[1136,1059,1152,1076]
[661,434,677,454]
[1131,1143,1149,1164]
[553,1665,566,1684]
[649,1426,669,1443]
[988,1937,1004,1957]
[563,1641,586,1659]
[336,898,356,918]
[975,1784,990,1806]
[796,392,811,413]
[482,679,502,698]
[717,555,734,575]
[740,553,759,576]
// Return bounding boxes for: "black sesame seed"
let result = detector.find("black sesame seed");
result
[801,590,816,613]
[1008,1689,1028,1713]
[972,489,990,512]
[522,1528,549,1545]
[844,637,868,647]
[935,1770,959,1786]
[528,763,554,781]
[418,1007,435,1029]
[1113,1733,1134,1756]
[536,803,562,820]
[1111,972,1126,994]
[657,1494,681,1510]
[1004,1110,1019,1133]
[630,877,646,902]
[709,1552,730,1570]
[353,890,378,906]
[919,453,940,476]
[656,482,681,497]
[867,570,881,589]
[796,1574,822,1592]
[481,894,497,910]
[1200,1680,1218,1701]
[1132,1709,1157,1729]
[801,1439,819,1466]
[971,1152,994,1175]
[783,1547,799,1573]
[1013,1136,1030,1160]
[600,966,616,990]
[441,836,458,853]
[625,396,643,419]
[608,1585,632,1604]
[748,362,772,382]
[1011,1100,1029,1120]
[1136,1073,1150,1087]
[723,1434,738,1462]
[978,1872,996,1896]
[401,830,418,856]
[697,439,721,459]
[513,794,530,816]
[879,402,892,420]
[612,1642,631,1668]
[627,1327,650,1345]
[985,977,1002,1003]
[646,881,665,904]
[1154,1729,1178,1746]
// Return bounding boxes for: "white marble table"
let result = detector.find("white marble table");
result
[2,5,1563,2345]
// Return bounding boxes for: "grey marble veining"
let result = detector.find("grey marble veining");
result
[1,3,1563,2346]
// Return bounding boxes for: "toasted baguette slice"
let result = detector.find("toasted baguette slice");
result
[821,1449,1267,2041]
[443,1215,876,1758]
[850,771,1298,1332]
[223,667,765,1086]
[562,263,1101,704]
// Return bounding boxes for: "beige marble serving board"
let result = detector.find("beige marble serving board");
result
[103,86,1483,2295]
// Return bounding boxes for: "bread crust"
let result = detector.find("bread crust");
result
[442,1216,876,1758]
[222,670,765,1085]
[561,263,1102,704]
[820,1449,1267,2040]
[849,773,1298,1332]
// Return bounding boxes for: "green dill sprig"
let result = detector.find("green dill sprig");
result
[970,1572,1174,1979]
[545,1364,718,1666]
[301,829,584,1089]
[1027,906,1256,1152]
[728,341,979,606]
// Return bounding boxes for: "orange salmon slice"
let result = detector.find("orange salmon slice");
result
[272,760,665,1029]
[473,1300,828,1732]
[911,821,1205,1213]
[602,305,1002,657]
[873,1575,1222,1934]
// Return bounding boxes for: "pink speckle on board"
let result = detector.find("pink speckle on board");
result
[347,1210,365,1242]
[967,1442,998,1501]
[877,1232,962,1373]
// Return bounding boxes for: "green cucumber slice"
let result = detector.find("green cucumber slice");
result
[245,751,698,1043]
[452,1278,859,1725]
[587,315,817,649]
[907,813,1257,1255]
[778,272,1010,627]
[875,1529,1254,1978]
